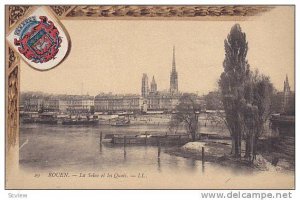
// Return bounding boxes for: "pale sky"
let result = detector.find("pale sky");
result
[21,6,294,96]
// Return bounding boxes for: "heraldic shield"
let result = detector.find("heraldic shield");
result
[7,6,70,70]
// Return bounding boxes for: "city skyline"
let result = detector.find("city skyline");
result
[20,6,294,96]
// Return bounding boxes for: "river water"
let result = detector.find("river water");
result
[19,123,294,189]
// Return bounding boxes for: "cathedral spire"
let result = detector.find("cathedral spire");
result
[172,45,176,72]
[284,74,290,93]
[170,46,178,94]
[282,74,291,113]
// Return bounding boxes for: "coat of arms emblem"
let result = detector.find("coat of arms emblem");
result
[14,16,62,63]
[6,6,70,70]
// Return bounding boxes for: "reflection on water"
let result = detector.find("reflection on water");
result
[19,123,293,188]
[20,124,229,173]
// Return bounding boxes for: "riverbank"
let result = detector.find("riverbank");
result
[257,137,295,171]
[165,140,294,172]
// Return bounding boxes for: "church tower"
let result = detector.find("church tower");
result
[282,74,291,112]
[170,46,178,94]
[284,74,291,94]
[141,73,149,97]
[150,76,157,93]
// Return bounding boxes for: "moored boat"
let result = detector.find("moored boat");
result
[62,115,99,125]
[20,111,39,124]
[21,117,36,124]
[110,117,130,126]
[35,112,58,124]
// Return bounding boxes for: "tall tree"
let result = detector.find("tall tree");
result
[219,24,250,157]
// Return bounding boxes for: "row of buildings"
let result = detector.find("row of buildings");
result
[20,93,95,113]
[20,91,187,114]
[20,46,294,115]
[21,47,203,114]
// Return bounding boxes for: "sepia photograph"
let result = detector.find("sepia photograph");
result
[5,5,295,189]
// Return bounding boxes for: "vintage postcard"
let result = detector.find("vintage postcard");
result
[5,5,295,189]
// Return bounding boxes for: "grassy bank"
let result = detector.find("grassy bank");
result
[165,139,294,172]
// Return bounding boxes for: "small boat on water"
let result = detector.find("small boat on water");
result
[62,119,98,125]
[21,117,36,124]
[137,133,152,138]
[102,134,114,143]
[20,111,39,124]
[98,118,110,125]
[62,115,98,125]
[35,112,58,125]
[35,118,58,124]
[110,117,130,126]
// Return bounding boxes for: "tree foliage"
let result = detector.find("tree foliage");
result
[219,24,250,157]
[243,70,274,161]
[219,24,274,161]
[170,93,201,141]
[204,91,223,110]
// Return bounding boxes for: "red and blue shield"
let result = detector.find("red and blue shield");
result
[14,16,62,63]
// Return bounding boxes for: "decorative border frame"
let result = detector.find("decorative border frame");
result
[5,5,274,188]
